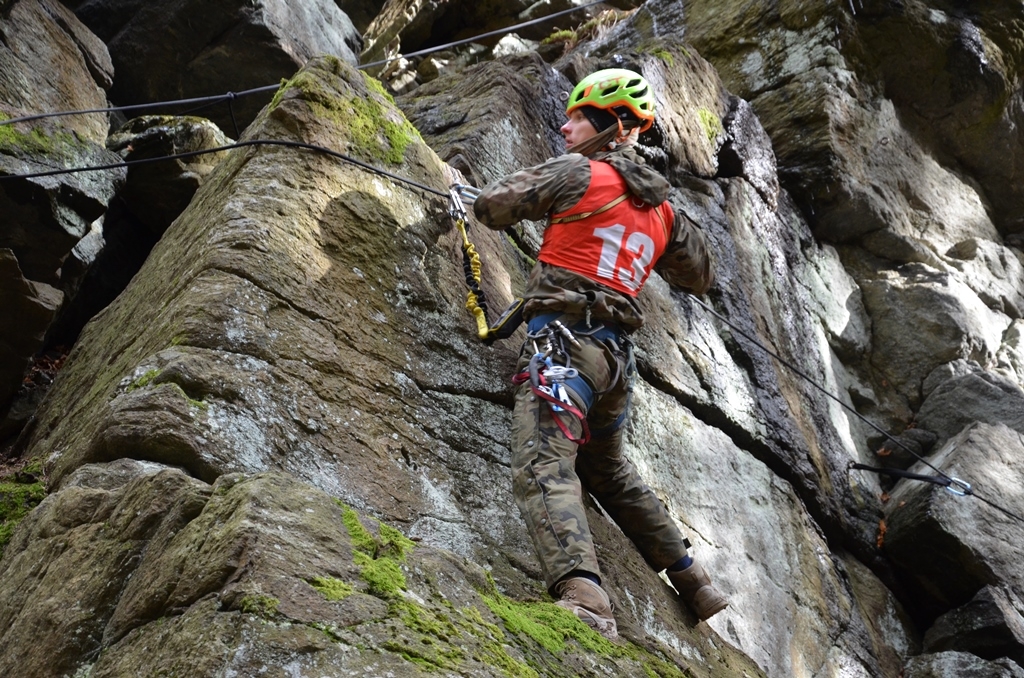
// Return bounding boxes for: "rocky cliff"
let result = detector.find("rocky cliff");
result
[1,1,1023,677]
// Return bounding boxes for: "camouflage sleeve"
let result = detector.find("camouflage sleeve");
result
[472,154,591,229]
[655,210,715,295]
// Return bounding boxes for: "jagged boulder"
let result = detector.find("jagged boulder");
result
[915,360,1024,448]
[64,0,362,135]
[3,462,757,677]
[883,422,1024,616]
[0,0,124,418]
[1,0,112,145]
[922,586,1024,666]
[0,459,211,678]
[0,250,63,425]
[681,0,1024,429]
[106,115,233,235]
[859,266,1010,409]
[904,651,1024,678]
[44,116,235,347]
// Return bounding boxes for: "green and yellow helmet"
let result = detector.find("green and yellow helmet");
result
[566,68,655,134]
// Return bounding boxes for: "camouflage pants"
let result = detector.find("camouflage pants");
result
[510,326,689,591]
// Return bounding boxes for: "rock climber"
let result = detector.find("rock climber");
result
[472,67,728,640]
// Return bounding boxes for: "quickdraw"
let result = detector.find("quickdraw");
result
[449,184,491,341]
[512,321,591,445]
[449,183,525,344]
[850,463,973,496]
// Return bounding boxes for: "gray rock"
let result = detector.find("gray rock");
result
[106,115,233,235]
[1,0,112,144]
[718,96,779,210]
[904,650,1024,678]
[0,249,63,416]
[884,422,1024,614]
[917,361,1024,448]
[1,0,125,287]
[860,265,1009,408]
[923,586,1024,666]
[0,463,211,678]
[945,238,1024,319]
[0,140,125,284]
[69,0,362,135]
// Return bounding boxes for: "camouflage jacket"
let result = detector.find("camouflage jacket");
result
[473,144,715,331]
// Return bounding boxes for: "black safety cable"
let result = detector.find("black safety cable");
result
[0,139,447,197]
[0,85,281,128]
[686,293,1024,525]
[0,0,604,129]
[361,0,605,69]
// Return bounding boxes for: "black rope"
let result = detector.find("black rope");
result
[226,92,240,139]
[361,0,605,69]
[0,85,281,127]
[849,463,965,490]
[687,293,1024,525]
[0,139,448,198]
[0,0,604,128]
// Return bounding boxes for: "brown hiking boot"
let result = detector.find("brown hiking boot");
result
[554,577,618,640]
[667,561,729,621]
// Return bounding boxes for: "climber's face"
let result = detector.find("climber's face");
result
[560,109,598,150]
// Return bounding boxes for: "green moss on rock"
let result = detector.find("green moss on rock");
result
[0,462,46,552]
[355,550,406,597]
[698,108,723,143]
[127,368,162,392]
[238,594,280,618]
[311,576,354,601]
[271,67,420,165]
[339,503,378,555]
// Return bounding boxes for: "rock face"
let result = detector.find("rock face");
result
[1,1,1024,677]
[64,0,363,134]
[0,0,124,417]
[0,251,63,423]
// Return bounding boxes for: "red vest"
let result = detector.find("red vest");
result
[540,160,673,297]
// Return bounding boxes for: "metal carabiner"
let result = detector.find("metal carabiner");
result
[945,477,972,496]
[448,186,469,222]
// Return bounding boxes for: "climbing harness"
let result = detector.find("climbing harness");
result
[512,319,591,445]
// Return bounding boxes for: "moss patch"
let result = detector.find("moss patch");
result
[0,462,46,552]
[339,503,379,556]
[0,113,79,156]
[541,29,576,45]
[127,368,161,392]
[338,503,417,598]
[311,576,353,601]
[697,108,723,143]
[271,67,420,165]
[238,594,279,618]
[354,550,407,597]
